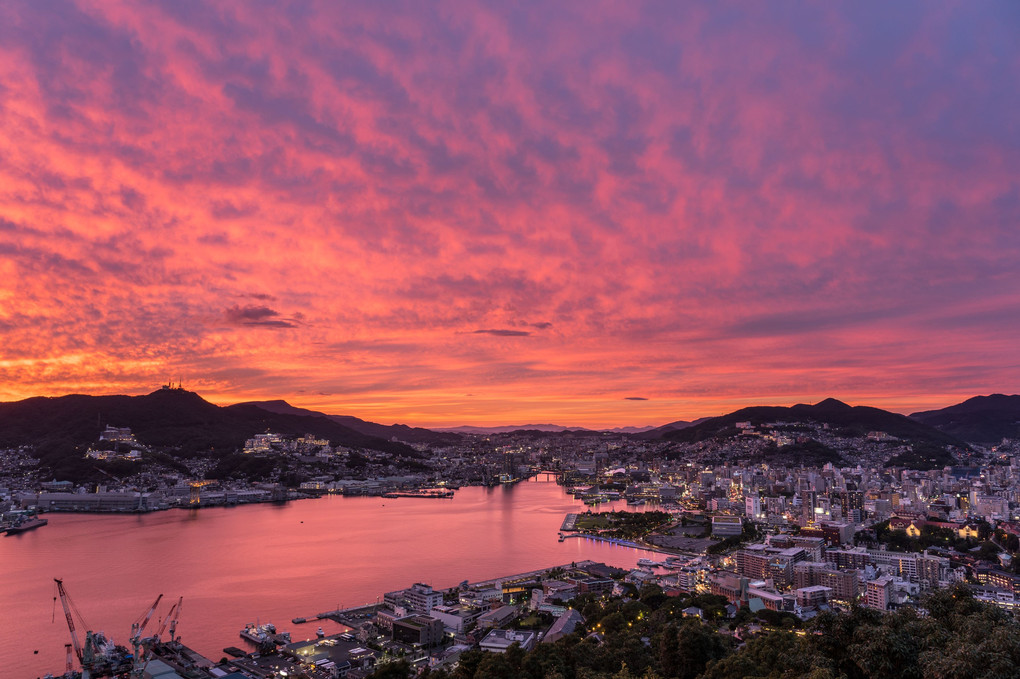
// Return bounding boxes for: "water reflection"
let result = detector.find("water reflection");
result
[0,480,648,677]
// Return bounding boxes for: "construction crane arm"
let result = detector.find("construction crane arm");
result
[137,594,163,637]
[155,597,181,639]
[54,579,83,663]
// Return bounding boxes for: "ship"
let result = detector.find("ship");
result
[4,516,48,535]
[637,558,661,567]
[382,488,455,499]
[240,623,276,644]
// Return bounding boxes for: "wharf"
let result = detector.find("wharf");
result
[561,533,701,557]
[291,602,383,627]
[466,560,598,590]
[294,562,601,627]
[560,513,578,531]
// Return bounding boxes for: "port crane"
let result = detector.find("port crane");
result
[189,480,215,505]
[130,593,162,663]
[54,578,127,679]
[54,578,86,676]
[155,596,183,644]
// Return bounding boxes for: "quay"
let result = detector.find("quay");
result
[461,560,598,590]
[289,602,383,627]
[560,533,703,557]
[292,561,602,628]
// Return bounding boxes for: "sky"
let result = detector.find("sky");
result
[1,1,1018,428]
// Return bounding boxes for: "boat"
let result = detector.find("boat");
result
[381,488,455,499]
[292,617,307,624]
[240,623,276,644]
[316,627,325,638]
[637,558,661,567]
[626,499,646,506]
[4,517,48,535]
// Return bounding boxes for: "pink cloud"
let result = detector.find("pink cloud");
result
[0,1,1018,425]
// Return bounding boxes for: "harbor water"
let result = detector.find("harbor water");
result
[0,478,654,678]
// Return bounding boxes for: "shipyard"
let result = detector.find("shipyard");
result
[42,560,622,679]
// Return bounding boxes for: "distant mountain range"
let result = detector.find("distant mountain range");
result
[432,424,660,435]
[2,389,1015,460]
[910,394,1020,444]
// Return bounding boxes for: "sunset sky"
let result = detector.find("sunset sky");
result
[1,2,1018,427]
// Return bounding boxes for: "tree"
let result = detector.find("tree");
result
[369,660,412,679]
[671,619,729,679]
[701,631,831,679]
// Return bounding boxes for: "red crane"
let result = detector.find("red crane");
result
[155,597,183,643]
[54,579,84,667]
[131,594,163,644]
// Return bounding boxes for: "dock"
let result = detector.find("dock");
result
[466,560,599,590]
[289,602,385,628]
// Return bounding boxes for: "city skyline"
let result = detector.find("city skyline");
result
[1,2,1018,427]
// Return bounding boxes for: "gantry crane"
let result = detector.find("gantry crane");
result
[189,480,215,505]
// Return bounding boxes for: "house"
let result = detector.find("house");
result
[479,629,536,653]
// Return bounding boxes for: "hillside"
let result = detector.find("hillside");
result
[233,400,462,444]
[0,389,418,456]
[662,398,965,449]
[635,418,709,440]
[911,394,1020,444]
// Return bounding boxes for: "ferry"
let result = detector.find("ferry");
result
[626,499,647,506]
[637,558,661,568]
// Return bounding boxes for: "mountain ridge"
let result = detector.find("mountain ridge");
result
[233,399,462,444]
[0,389,419,457]
[910,394,1020,444]
[661,398,966,449]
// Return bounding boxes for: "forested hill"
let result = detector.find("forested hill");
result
[378,584,1020,679]
[911,394,1020,444]
[661,398,964,448]
[0,388,417,456]
[233,399,461,444]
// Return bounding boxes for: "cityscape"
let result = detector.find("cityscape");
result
[3,389,1020,677]
[2,2,1020,679]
